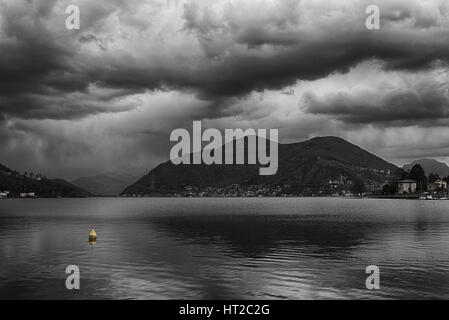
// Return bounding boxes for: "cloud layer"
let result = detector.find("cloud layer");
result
[1,0,449,177]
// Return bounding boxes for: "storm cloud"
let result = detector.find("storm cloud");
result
[1,0,449,177]
[304,61,449,125]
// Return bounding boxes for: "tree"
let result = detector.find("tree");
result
[383,179,398,195]
[428,173,440,183]
[351,176,365,195]
[382,184,391,195]
[392,168,408,180]
[409,164,427,192]
[400,171,409,180]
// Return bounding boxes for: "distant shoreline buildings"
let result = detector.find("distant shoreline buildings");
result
[3,137,449,200]
[0,191,9,199]
[398,180,417,194]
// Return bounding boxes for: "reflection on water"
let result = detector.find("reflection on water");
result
[0,198,448,299]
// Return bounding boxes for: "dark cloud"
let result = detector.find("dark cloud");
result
[1,0,449,121]
[1,0,449,178]
[305,89,449,125]
[84,31,449,106]
[304,63,449,126]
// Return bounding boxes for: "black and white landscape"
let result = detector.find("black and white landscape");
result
[1,0,449,301]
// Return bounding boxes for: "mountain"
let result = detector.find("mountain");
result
[0,162,91,198]
[71,173,137,196]
[403,159,449,177]
[121,136,399,196]
[0,163,12,174]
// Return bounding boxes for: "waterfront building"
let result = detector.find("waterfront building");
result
[398,180,417,194]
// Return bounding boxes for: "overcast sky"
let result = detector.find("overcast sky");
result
[1,0,449,179]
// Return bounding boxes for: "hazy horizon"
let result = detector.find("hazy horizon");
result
[4,134,449,181]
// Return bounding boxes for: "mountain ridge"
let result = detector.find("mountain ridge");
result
[0,162,91,198]
[122,136,399,196]
[71,173,137,196]
[403,159,449,177]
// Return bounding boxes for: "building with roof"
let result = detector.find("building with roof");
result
[398,180,417,194]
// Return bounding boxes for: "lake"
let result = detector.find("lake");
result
[0,197,448,299]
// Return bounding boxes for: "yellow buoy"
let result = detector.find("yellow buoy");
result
[89,229,97,244]
[89,228,97,238]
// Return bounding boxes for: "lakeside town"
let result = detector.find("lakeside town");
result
[120,177,446,199]
[119,164,449,199]
[2,160,449,200]
[2,164,449,200]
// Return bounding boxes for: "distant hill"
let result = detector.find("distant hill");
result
[0,163,12,174]
[121,136,399,196]
[403,159,449,177]
[71,173,137,196]
[0,162,91,198]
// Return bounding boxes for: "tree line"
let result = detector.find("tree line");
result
[383,164,448,195]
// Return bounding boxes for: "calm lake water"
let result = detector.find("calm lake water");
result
[0,197,448,299]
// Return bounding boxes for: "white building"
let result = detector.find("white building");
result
[428,180,447,192]
[19,192,35,198]
[398,180,417,194]
[0,191,9,198]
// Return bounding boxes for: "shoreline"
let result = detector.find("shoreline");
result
[1,195,446,200]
